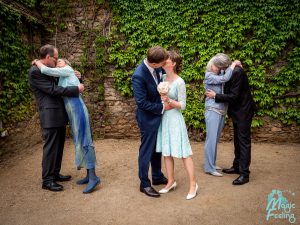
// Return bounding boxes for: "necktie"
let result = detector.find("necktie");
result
[153,70,160,84]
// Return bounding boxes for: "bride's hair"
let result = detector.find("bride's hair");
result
[168,51,182,74]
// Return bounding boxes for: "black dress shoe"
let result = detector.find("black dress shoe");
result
[42,182,63,192]
[222,167,240,174]
[232,175,249,185]
[55,174,72,182]
[140,186,160,198]
[152,177,168,185]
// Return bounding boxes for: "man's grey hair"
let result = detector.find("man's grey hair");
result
[206,53,232,72]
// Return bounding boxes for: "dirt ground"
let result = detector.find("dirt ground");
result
[0,139,299,225]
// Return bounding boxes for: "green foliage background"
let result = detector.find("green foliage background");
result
[0,0,299,133]
[0,1,36,125]
[108,0,300,130]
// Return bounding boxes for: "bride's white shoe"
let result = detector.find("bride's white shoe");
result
[159,181,177,194]
[186,183,198,200]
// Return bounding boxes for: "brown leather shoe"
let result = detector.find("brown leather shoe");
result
[140,186,160,198]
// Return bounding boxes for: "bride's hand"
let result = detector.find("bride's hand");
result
[161,94,169,102]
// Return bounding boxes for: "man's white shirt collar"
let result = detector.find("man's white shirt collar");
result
[144,59,159,84]
[144,59,164,114]
[144,59,155,75]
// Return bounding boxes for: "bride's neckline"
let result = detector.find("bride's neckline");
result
[164,74,180,85]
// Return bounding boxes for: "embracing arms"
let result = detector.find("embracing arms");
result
[206,68,244,104]
[29,67,83,96]
[132,74,164,115]
[204,60,241,84]
[161,79,186,110]
[34,60,73,77]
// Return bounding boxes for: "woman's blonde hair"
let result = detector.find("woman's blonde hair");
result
[206,53,231,72]
[61,58,71,66]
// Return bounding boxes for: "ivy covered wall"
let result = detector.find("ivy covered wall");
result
[0,0,299,143]
[108,0,300,131]
[0,1,37,127]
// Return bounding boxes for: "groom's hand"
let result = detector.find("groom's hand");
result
[78,83,84,93]
[74,70,81,79]
[206,89,216,99]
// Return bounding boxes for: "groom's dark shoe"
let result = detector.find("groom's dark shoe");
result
[55,174,72,182]
[232,175,249,185]
[140,186,160,198]
[42,182,63,192]
[152,177,168,185]
[222,167,240,175]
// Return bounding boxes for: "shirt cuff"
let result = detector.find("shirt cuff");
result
[161,101,165,114]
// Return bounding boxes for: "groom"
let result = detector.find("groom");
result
[132,46,171,197]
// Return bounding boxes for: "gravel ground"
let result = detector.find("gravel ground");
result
[0,139,299,225]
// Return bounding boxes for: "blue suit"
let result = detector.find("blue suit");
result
[132,60,165,188]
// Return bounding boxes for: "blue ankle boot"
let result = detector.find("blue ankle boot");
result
[83,168,100,194]
[77,170,89,185]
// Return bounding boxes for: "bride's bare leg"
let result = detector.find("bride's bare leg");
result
[164,156,175,188]
[182,157,197,193]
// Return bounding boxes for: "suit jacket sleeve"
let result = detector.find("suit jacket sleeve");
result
[214,70,243,104]
[132,74,163,115]
[30,68,79,97]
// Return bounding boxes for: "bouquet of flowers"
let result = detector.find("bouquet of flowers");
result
[157,81,169,94]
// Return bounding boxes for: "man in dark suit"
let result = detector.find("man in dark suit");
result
[28,44,84,191]
[132,46,171,197]
[206,66,255,185]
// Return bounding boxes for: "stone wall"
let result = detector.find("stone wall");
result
[104,76,140,138]
[38,2,300,143]
[42,2,110,138]
[103,75,300,142]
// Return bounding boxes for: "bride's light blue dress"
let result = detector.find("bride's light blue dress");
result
[156,75,192,158]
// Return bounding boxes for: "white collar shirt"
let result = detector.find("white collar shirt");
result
[144,59,159,84]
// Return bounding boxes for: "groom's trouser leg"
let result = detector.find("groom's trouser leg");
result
[234,121,251,177]
[42,127,65,184]
[138,130,162,188]
[54,126,66,176]
[150,139,163,182]
[232,122,240,170]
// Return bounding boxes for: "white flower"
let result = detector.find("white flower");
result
[157,81,169,94]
